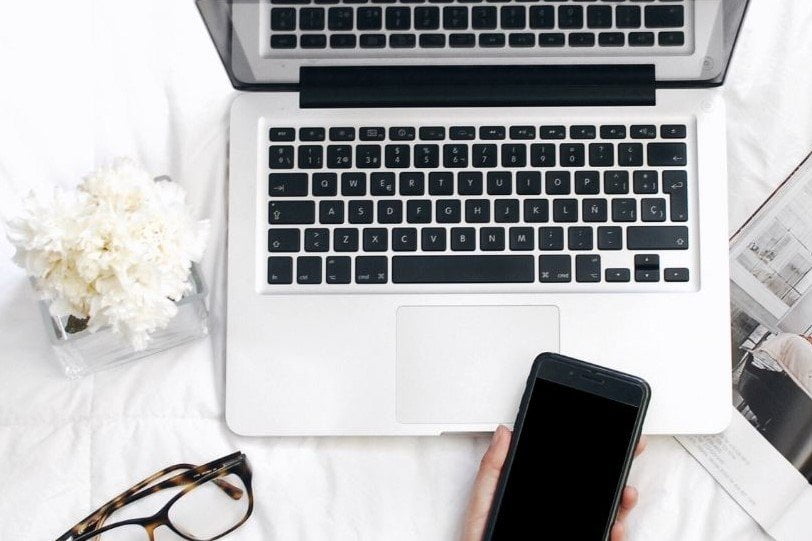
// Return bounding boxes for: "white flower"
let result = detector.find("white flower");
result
[5,158,209,350]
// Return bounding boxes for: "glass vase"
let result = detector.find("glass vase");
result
[37,265,209,378]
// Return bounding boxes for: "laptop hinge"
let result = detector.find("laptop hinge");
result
[299,65,655,108]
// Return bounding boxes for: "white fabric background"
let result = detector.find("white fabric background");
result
[1,1,811,539]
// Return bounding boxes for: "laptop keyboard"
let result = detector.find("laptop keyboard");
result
[268,0,688,52]
[265,122,693,289]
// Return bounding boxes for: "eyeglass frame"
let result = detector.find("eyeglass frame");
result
[55,451,254,541]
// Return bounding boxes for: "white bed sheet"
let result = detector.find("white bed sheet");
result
[1,1,810,539]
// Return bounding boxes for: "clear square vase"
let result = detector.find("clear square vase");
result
[37,265,209,378]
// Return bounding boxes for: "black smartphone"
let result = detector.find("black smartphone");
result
[483,352,650,541]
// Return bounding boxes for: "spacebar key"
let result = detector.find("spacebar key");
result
[392,255,534,284]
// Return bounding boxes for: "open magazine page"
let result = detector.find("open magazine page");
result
[677,152,812,541]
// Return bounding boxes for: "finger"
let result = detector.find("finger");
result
[610,521,625,541]
[615,486,639,523]
[460,426,512,541]
[634,436,648,457]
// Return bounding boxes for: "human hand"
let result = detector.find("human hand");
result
[461,425,647,541]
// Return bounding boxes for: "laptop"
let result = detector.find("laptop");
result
[197,0,749,436]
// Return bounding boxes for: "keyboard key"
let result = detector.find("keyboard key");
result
[451,228,476,251]
[319,200,344,224]
[575,171,600,195]
[501,6,525,29]
[664,268,690,282]
[627,226,689,250]
[641,198,666,222]
[386,7,411,30]
[598,32,624,47]
[597,226,622,250]
[297,256,322,284]
[389,127,415,141]
[473,144,498,167]
[472,6,497,29]
[422,228,447,251]
[648,143,687,166]
[539,227,564,250]
[509,227,534,251]
[362,228,388,252]
[348,200,373,224]
[466,199,490,223]
[480,126,506,140]
[611,198,636,222]
[516,171,542,195]
[663,170,688,221]
[539,255,572,283]
[582,199,607,222]
[300,34,327,49]
[570,125,596,140]
[645,5,684,28]
[357,7,382,29]
[385,145,410,168]
[450,126,476,140]
[415,6,440,29]
[501,144,527,167]
[530,144,556,167]
[326,256,351,284]
[589,143,614,166]
[449,33,476,47]
[530,6,554,29]
[546,171,570,195]
[539,33,565,47]
[509,33,535,47]
[355,256,388,284]
[600,125,626,139]
[269,145,294,169]
[429,172,454,195]
[304,228,329,252]
[587,5,612,29]
[487,171,512,195]
[540,125,566,140]
[494,199,520,223]
[330,34,357,48]
[329,127,355,141]
[371,172,396,196]
[341,173,366,195]
[407,200,432,223]
[392,255,534,283]
[415,145,440,168]
[269,173,308,197]
[299,127,325,141]
[269,201,315,224]
[271,34,297,49]
[298,145,323,168]
[327,145,353,168]
[328,7,353,30]
[568,227,593,251]
[436,200,461,224]
[268,228,300,253]
[312,173,337,196]
[378,200,403,223]
[510,126,536,140]
[420,126,446,140]
[458,172,483,195]
[480,227,505,251]
[633,171,658,194]
[576,254,601,283]
[605,268,630,283]
[628,32,654,47]
[400,172,425,195]
[299,8,325,30]
[420,33,446,47]
[604,171,629,194]
[630,125,657,139]
[618,143,643,166]
[359,33,386,48]
[393,228,418,251]
[558,5,583,29]
[553,199,578,222]
[443,144,469,168]
[523,199,549,223]
[360,127,385,141]
[334,228,359,252]
[356,145,382,168]
[267,257,293,284]
[615,5,641,29]
[661,124,687,139]
[269,127,295,141]
[271,8,296,31]
[560,144,585,167]
[635,268,659,283]
[569,32,595,47]
[443,6,468,29]
[659,31,685,47]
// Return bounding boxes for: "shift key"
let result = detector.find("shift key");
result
[269,201,315,224]
[627,226,689,250]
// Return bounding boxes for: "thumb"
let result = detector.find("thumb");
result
[461,425,512,541]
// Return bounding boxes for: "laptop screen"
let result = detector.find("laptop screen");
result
[197,0,749,89]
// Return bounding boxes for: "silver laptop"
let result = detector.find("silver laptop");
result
[198,0,749,436]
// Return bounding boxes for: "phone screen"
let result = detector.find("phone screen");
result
[490,377,641,540]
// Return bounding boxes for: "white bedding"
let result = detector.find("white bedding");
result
[1,1,811,539]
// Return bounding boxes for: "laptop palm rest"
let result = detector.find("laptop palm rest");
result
[396,305,560,425]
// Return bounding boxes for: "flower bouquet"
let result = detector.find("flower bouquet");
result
[5,159,210,377]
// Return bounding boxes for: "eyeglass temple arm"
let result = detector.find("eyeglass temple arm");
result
[60,462,243,539]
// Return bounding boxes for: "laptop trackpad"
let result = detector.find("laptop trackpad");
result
[396,305,560,425]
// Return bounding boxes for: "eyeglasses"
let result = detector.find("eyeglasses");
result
[55,451,253,541]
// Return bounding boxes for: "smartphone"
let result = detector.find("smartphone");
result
[483,352,650,541]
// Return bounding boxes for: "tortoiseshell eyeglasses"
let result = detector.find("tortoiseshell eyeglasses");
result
[55,451,253,541]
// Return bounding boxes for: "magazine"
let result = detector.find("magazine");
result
[678,152,812,541]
